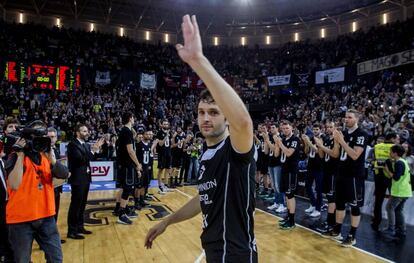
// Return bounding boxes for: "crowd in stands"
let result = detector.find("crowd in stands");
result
[0,17,413,148]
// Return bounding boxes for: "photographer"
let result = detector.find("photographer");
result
[5,121,67,263]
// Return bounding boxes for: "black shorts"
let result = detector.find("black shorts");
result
[142,165,151,188]
[257,155,269,175]
[158,154,172,169]
[204,248,258,263]
[118,165,143,189]
[322,171,336,197]
[280,167,297,195]
[335,176,365,207]
[171,153,183,168]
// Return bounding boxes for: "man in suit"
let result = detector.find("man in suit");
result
[66,124,103,239]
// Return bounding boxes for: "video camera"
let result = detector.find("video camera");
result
[1,121,51,154]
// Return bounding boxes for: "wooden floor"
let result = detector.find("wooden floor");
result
[31,186,388,263]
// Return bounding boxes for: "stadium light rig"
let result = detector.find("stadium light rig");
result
[352,21,357,32]
[294,32,299,42]
[56,18,61,28]
[320,28,325,38]
[382,13,388,24]
[90,23,94,32]
[19,13,24,23]
[214,37,219,46]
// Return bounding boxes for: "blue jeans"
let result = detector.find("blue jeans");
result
[187,157,199,183]
[268,166,285,205]
[8,216,62,263]
[305,170,324,211]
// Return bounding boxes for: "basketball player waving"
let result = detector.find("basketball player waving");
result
[145,14,257,263]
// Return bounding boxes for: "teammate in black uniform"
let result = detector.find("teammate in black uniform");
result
[314,122,339,232]
[156,120,172,194]
[302,124,324,218]
[171,127,186,187]
[136,129,154,209]
[277,121,301,230]
[255,124,270,196]
[322,110,368,247]
[116,112,143,225]
[145,15,257,262]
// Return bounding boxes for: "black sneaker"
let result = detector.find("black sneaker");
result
[127,209,138,218]
[316,222,331,233]
[258,190,268,197]
[321,203,328,212]
[112,209,120,216]
[117,214,133,225]
[134,203,142,210]
[278,217,289,225]
[279,221,296,230]
[340,235,356,247]
[321,230,343,242]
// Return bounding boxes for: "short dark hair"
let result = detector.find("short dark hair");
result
[391,144,405,157]
[75,124,87,133]
[281,120,292,126]
[122,112,134,125]
[199,89,215,104]
[3,117,19,131]
[385,132,398,142]
[313,123,321,129]
[346,109,360,119]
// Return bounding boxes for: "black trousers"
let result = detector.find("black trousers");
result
[67,184,90,234]
[372,170,391,227]
[54,186,63,222]
[0,202,14,261]
[179,154,191,183]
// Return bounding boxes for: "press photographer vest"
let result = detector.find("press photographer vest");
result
[374,143,393,177]
[6,153,55,224]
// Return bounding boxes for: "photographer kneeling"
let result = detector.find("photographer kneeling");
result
[5,121,68,263]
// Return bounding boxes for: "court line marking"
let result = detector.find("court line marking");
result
[174,188,393,263]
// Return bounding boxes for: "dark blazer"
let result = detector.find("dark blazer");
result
[0,160,7,203]
[67,139,94,185]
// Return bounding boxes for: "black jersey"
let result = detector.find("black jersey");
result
[116,126,135,166]
[136,141,152,167]
[338,127,368,178]
[268,136,281,167]
[307,137,323,172]
[280,135,300,172]
[257,134,266,158]
[156,129,171,156]
[172,132,186,154]
[322,136,338,175]
[197,137,257,259]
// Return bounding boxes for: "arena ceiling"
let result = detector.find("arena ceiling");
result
[1,0,410,35]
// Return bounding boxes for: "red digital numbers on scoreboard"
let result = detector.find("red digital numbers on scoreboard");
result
[5,61,19,82]
[29,64,57,89]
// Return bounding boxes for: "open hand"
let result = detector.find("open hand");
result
[144,221,168,249]
[176,15,204,64]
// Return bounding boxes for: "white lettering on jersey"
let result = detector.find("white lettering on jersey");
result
[143,151,149,164]
[309,149,316,158]
[340,147,347,161]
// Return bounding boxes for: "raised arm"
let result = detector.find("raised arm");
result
[176,15,253,153]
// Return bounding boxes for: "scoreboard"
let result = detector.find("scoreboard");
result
[4,61,80,91]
